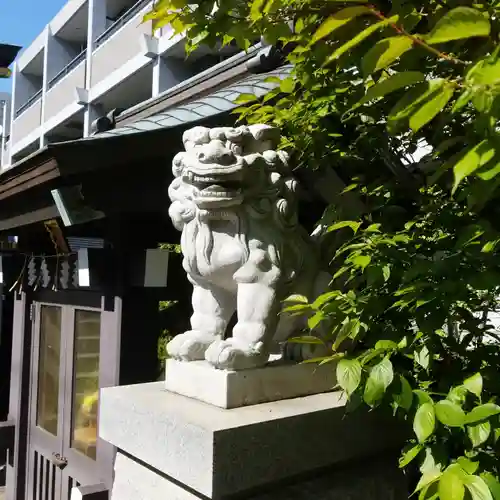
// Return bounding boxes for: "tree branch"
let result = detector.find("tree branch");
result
[369,6,467,66]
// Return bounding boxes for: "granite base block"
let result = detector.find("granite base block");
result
[100,382,408,499]
[165,359,337,408]
[111,450,407,500]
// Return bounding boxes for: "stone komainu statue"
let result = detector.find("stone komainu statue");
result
[167,124,329,370]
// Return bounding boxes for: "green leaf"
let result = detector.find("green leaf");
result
[463,475,494,500]
[284,294,309,304]
[448,385,468,405]
[362,36,414,76]
[457,457,479,475]
[336,359,362,396]
[433,137,467,158]
[388,80,449,134]
[365,223,381,232]
[324,16,399,65]
[234,93,257,104]
[191,30,209,46]
[439,465,465,500]
[394,375,413,411]
[415,346,430,370]
[287,335,324,344]
[453,140,496,193]
[435,400,466,427]
[424,7,491,45]
[352,255,371,270]
[408,81,455,133]
[307,311,324,330]
[414,402,436,443]
[482,240,500,252]
[263,76,283,85]
[282,303,311,314]
[382,265,391,282]
[415,389,434,406]
[468,421,491,447]
[327,220,361,233]
[312,291,340,309]
[279,78,295,94]
[356,72,425,108]
[466,403,500,424]
[472,92,494,114]
[464,373,483,399]
[452,89,473,113]
[311,6,371,44]
[477,159,500,181]
[375,340,398,350]
[480,473,500,500]
[399,443,423,468]
[250,0,266,21]
[363,357,394,407]
[415,458,441,494]
[334,319,361,349]
[467,51,500,86]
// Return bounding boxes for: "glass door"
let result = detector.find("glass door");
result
[60,308,104,500]
[27,303,109,500]
[26,305,66,500]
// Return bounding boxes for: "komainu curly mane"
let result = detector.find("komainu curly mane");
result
[167,124,328,370]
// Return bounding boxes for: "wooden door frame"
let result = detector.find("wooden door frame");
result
[6,292,32,500]
[5,291,121,500]
[26,302,67,500]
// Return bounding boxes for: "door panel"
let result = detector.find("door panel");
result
[27,300,117,500]
[61,308,106,500]
[36,306,62,436]
[70,309,100,460]
[27,304,66,500]
[32,450,57,500]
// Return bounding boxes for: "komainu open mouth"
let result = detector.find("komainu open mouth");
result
[185,170,243,203]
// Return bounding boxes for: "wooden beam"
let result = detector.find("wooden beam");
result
[0,159,59,201]
[0,206,60,232]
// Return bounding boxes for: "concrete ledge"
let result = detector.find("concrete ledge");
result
[165,359,337,408]
[100,382,407,498]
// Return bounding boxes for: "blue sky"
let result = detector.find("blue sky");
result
[0,0,66,92]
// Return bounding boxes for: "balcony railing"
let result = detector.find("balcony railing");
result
[15,89,42,118]
[94,0,151,50]
[48,49,87,90]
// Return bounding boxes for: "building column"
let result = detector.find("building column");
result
[83,103,104,137]
[86,0,107,91]
[5,63,19,167]
[152,57,189,97]
[40,26,51,148]
[0,99,8,168]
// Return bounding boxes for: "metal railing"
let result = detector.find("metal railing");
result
[15,89,42,118]
[48,49,87,90]
[94,0,151,50]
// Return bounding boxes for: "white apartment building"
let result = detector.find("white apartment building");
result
[5,0,239,168]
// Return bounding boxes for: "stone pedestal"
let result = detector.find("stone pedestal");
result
[99,382,409,500]
[165,359,337,408]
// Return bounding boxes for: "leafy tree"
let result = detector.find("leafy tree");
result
[146,1,500,497]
